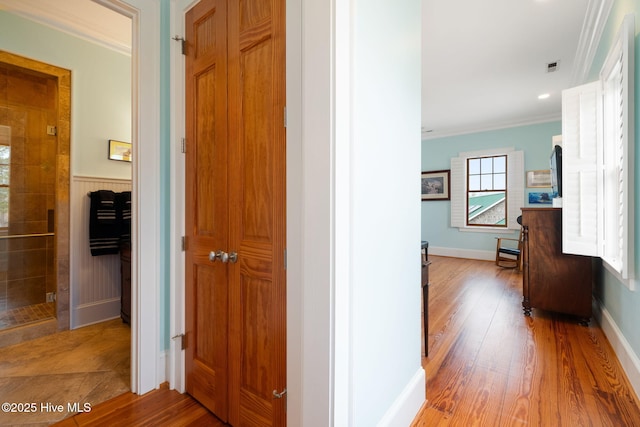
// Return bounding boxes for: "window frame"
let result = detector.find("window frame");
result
[465,154,508,227]
[451,147,524,232]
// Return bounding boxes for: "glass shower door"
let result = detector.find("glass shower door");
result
[0,63,58,331]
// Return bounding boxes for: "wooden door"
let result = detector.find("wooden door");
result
[185,0,286,425]
[185,0,230,421]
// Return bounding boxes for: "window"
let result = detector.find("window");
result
[467,155,507,226]
[0,126,9,229]
[451,148,524,231]
[562,14,634,285]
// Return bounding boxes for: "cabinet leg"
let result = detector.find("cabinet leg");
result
[522,300,531,317]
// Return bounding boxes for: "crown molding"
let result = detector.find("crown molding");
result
[421,112,561,141]
[0,0,131,55]
[570,0,614,85]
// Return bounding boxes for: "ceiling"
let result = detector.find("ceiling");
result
[0,0,131,55]
[422,0,596,139]
[0,0,601,140]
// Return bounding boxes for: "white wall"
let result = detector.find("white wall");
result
[348,1,424,424]
[289,0,424,425]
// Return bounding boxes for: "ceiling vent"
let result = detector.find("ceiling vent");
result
[547,61,559,72]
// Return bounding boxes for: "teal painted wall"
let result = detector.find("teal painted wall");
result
[421,121,561,252]
[0,11,132,180]
[160,0,171,352]
[588,0,640,358]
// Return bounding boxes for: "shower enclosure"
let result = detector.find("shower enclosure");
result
[0,63,58,331]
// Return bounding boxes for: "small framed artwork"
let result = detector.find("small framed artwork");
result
[421,170,451,201]
[526,170,551,188]
[108,139,132,162]
[528,192,553,204]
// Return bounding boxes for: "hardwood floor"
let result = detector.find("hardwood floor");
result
[53,383,225,427]
[53,256,640,426]
[413,256,640,426]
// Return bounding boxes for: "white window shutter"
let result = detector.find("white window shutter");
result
[450,156,465,228]
[506,150,524,230]
[561,81,602,257]
[600,13,635,279]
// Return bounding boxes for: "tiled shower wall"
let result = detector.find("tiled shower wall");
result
[0,51,70,346]
[0,69,57,314]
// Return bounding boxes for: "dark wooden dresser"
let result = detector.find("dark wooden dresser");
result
[120,241,131,324]
[521,208,592,324]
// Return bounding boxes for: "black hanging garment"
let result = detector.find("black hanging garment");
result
[116,191,132,244]
[89,190,120,256]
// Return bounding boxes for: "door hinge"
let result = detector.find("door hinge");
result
[46,125,57,136]
[284,248,287,270]
[172,35,186,55]
[172,333,186,350]
[181,236,186,251]
[283,106,287,128]
[181,138,186,153]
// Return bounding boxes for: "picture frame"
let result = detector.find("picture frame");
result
[528,191,553,204]
[421,169,450,201]
[108,139,132,162]
[526,169,551,188]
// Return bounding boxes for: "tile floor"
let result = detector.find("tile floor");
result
[0,318,130,426]
[0,302,56,330]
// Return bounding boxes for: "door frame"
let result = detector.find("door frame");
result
[169,0,300,400]
[168,0,332,421]
[98,0,161,395]
[167,0,195,394]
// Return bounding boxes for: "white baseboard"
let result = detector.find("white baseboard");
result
[168,338,185,392]
[72,298,121,329]
[158,349,168,385]
[377,367,426,427]
[429,246,494,261]
[593,299,640,401]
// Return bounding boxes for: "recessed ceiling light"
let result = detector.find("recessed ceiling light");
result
[538,93,550,100]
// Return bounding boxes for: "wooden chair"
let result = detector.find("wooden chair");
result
[495,227,523,271]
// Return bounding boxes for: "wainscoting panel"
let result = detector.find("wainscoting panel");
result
[71,176,132,328]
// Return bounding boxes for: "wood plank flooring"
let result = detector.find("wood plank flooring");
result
[54,383,225,427]
[53,256,640,426]
[413,256,640,426]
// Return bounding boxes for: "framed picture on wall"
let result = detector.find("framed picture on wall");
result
[421,170,450,201]
[108,139,132,162]
[526,169,551,188]
[528,192,553,204]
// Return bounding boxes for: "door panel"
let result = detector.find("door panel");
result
[238,42,275,243]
